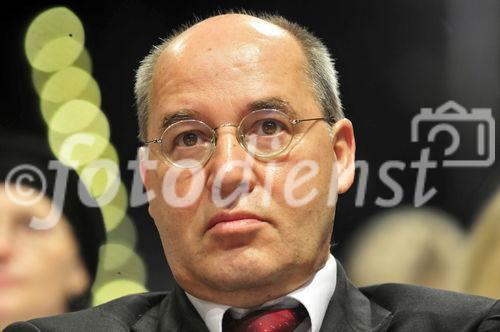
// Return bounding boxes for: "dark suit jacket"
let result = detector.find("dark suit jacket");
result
[6,263,500,331]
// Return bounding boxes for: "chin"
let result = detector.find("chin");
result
[199,249,296,292]
[205,267,277,293]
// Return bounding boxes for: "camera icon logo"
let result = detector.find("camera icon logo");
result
[411,100,495,167]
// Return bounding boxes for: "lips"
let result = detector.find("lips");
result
[206,211,267,231]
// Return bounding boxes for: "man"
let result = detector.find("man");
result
[7,12,500,332]
[0,132,105,330]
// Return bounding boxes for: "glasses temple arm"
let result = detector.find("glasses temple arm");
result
[291,116,336,125]
[144,138,162,145]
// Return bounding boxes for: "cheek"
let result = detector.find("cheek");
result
[149,199,179,246]
[260,145,335,244]
[19,236,78,285]
[148,186,207,255]
[268,158,334,209]
[149,164,207,210]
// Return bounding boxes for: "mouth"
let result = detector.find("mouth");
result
[206,211,268,233]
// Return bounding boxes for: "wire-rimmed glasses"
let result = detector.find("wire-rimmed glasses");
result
[145,109,334,168]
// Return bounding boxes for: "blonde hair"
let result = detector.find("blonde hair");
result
[460,188,500,299]
[345,206,465,291]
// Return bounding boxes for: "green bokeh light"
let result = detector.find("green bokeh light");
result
[41,66,100,104]
[92,279,148,306]
[78,159,120,201]
[25,7,149,309]
[31,48,93,95]
[100,183,129,232]
[25,7,84,72]
[31,69,51,96]
[106,215,138,248]
[40,66,101,124]
[49,99,109,135]
[48,131,110,168]
[100,243,135,270]
[93,144,119,165]
[98,243,146,282]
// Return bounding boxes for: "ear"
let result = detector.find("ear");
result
[331,118,356,194]
[138,146,159,212]
[138,146,149,189]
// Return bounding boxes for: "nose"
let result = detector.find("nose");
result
[206,126,256,206]
[0,222,14,263]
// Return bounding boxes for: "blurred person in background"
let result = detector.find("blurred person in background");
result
[460,188,500,299]
[0,131,105,330]
[344,207,466,291]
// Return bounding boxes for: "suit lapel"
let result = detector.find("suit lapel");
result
[320,261,393,332]
[133,262,392,332]
[132,285,209,332]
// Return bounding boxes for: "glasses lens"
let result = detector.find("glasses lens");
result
[161,120,214,167]
[240,109,293,156]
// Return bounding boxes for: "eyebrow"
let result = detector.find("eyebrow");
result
[247,97,299,118]
[159,109,198,133]
[157,97,298,134]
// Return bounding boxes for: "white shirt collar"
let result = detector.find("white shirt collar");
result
[186,254,337,332]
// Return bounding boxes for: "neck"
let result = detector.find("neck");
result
[182,251,330,308]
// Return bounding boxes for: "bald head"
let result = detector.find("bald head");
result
[135,12,343,142]
[159,14,301,80]
[167,14,291,54]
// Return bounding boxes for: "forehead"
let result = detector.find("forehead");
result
[148,15,315,134]
[163,14,302,71]
[0,184,51,212]
[0,184,65,225]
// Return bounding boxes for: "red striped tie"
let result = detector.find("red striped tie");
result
[222,305,307,332]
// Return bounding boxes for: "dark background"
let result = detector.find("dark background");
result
[2,0,499,291]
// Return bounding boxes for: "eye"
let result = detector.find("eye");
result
[174,131,207,147]
[255,119,286,136]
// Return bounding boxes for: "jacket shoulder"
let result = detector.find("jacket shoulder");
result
[361,283,500,331]
[5,292,169,332]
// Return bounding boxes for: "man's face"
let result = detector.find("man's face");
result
[0,184,89,329]
[144,14,355,306]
